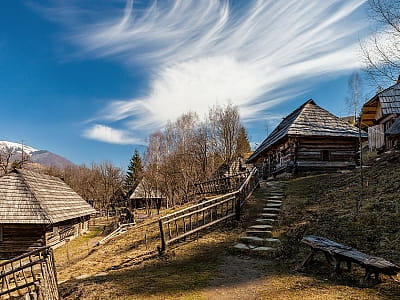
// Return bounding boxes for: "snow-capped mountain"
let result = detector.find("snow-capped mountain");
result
[0,140,74,169]
[0,141,38,155]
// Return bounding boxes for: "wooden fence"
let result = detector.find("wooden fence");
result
[0,247,59,300]
[159,168,259,252]
[194,171,250,196]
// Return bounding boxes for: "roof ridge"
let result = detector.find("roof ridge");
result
[365,81,400,105]
[15,169,53,224]
[378,81,400,96]
[290,98,315,126]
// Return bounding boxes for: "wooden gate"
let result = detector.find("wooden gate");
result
[0,247,59,300]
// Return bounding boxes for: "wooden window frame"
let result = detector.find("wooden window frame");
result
[321,150,330,161]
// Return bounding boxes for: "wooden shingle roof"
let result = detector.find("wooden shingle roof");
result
[130,178,165,200]
[0,169,96,224]
[386,117,400,135]
[247,99,365,163]
[362,82,400,126]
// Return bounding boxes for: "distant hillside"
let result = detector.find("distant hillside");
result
[0,140,75,169]
[30,150,74,169]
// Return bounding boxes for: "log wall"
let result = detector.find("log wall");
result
[0,216,91,258]
[0,225,46,259]
[295,137,358,171]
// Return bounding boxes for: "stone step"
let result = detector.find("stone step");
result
[263,208,281,213]
[255,218,275,224]
[246,230,272,238]
[265,203,282,208]
[260,213,278,218]
[233,243,252,250]
[268,195,284,200]
[249,224,273,230]
[239,236,281,247]
[233,243,277,256]
[265,199,282,204]
[251,246,276,253]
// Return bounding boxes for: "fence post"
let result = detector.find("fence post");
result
[235,192,241,221]
[158,219,166,253]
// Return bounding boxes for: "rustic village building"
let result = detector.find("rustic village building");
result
[247,99,365,178]
[0,169,96,258]
[361,79,400,151]
[129,178,166,211]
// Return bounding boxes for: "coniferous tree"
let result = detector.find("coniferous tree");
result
[236,126,251,157]
[125,149,143,194]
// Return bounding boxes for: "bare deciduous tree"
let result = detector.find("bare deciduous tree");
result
[0,146,31,175]
[141,104,247,207]
[361,0,400,87]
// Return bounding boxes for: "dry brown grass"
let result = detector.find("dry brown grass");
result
[56,153,400,299]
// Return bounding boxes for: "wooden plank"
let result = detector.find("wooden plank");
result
[302,235,400,275]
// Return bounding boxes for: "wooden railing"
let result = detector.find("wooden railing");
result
[0,247,59,300]
[158,167,259,252]
[194,171,250,196]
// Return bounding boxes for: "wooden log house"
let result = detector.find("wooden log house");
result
[0,169,96,259]
[247,99,366,178]
[129,178,166,210]
[361,78,400,151]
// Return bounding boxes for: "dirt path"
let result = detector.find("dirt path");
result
[202,255,274,299]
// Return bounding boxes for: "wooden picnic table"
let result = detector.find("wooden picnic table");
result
[300,235,400,281]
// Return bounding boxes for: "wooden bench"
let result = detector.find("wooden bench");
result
[299,235,400,282]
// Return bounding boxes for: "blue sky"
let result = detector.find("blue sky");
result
[0,0,381,168]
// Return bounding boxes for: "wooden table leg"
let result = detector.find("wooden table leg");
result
[298,249,315,269]
[324,252,334,266]
[374,272,380,281]
[364,269,371,281]
[346,261,351,272]
[334,257,342,274]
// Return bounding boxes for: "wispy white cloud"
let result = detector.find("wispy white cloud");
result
[41,0,370,144]
[83,124,145,145]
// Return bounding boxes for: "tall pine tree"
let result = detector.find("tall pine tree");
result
[236,126,251,157]
[125,149,143,194]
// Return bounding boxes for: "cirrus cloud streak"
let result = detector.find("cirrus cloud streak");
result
[42,0,370,144]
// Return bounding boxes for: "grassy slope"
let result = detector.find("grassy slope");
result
[57,152,400,299]
[279,151,400,263]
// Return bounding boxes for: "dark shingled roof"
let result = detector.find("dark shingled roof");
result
[0,169,96,224]
[247,99,365,163]
[377,83,400,115]
[362,82,400,127]
[386,117,400,135]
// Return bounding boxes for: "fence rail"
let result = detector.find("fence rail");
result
[159,167,259,252]
[194,171,250,196]
[0,247,59,300]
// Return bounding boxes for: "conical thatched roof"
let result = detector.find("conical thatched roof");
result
[0,169,96,224]
[248,99,365,163]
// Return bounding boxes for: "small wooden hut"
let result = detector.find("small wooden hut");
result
[129,178,166,210]
[247,99,366,178]
[361,79,400,151]
[0,169,96,258]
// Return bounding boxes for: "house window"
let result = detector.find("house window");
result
[0,226,3,242]
[321,150,330,161]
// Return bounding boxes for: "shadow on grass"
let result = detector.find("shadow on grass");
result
[59,174,400,300]
[60,235,232,299]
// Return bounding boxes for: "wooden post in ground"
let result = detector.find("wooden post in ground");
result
[235,193,241,221]
[158,219,166,253]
